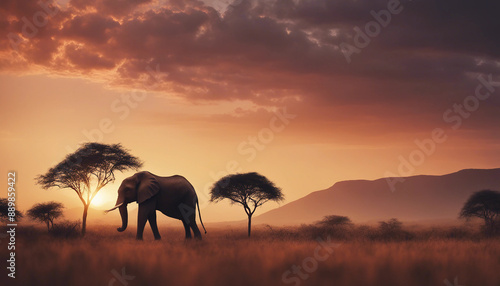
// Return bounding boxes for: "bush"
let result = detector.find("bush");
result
[50,220,81,239]
[377,218,413,241]
[316,215,353,227]
[379,218,402,232]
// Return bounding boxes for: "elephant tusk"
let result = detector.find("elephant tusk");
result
[104,203,123,214]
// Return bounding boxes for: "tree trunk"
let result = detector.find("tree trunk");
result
[82,204,89,236]
[247,214,252,237]
[46,221,50,232]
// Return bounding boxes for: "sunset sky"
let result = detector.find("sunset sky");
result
[0,0,499,222]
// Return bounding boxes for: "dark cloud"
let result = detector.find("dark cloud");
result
[61,13,120,45]
[65,43,115,69]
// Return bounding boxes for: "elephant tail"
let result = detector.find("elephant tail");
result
[197,199,207,234]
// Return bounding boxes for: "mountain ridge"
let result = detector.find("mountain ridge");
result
[253,168,500,225]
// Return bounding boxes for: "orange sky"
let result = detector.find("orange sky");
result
[0,0,499,222]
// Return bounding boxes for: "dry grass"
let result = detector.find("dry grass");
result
[0,224,499,286]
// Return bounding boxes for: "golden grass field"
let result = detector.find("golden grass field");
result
[1,223,499,286]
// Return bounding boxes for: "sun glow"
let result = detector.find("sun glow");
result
[91,190,113,208]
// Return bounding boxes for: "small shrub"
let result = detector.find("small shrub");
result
[316,215,353,227]
[379,218,402,232]
[378,218,413,241]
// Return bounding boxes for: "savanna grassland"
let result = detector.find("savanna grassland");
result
[1,223,499,286]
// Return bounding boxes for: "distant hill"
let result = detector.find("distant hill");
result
[254,168,500,225]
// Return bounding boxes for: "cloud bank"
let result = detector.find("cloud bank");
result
[1,0,499,138]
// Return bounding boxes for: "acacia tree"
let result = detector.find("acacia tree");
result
[210,172,284,237]
[36,143,142,235]
[460,189,500,235]
[27,201,64,231]
[0,198,23,222]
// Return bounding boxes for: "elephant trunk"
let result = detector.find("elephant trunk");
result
[117,204,128,232]
[104,202,123,213]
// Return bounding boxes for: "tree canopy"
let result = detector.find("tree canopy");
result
[460,189,500,234]
[27,201,64,231]
[36,142,143,235]
[210,172,284,236]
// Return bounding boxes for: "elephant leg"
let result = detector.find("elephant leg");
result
[148,211,161,240]
[189,215,202,240]
[137,200,155,240]
[182,220,192,239]
[136,214,147,240]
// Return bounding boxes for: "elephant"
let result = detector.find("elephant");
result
[105,171,206,240]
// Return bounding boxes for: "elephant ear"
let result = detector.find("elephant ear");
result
[137,172,160,204]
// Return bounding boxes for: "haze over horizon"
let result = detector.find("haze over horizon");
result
[1,0,499,222]
[61,167,500,226]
